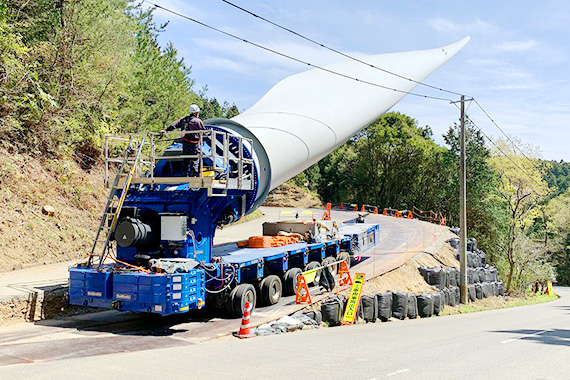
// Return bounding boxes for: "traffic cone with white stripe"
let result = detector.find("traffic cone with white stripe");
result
[236,301,254,339]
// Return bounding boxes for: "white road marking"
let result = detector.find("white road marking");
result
[500,329,549,344]
[386,369,410,377]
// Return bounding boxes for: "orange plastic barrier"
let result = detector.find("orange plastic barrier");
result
[407,211,413,219]
[322,202,332,220]
[338,261,353,286]
[295,275,312,304]
[383,208,387,216]
[373,207,378,214]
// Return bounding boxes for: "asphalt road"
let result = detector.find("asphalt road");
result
[2,288,568,379]
[0,207,450,368]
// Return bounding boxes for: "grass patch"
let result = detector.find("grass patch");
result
[440,293,559,316]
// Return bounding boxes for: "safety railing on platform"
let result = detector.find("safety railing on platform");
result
[104,130,255,195]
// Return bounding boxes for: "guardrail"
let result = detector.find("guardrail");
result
[104,130,255,194]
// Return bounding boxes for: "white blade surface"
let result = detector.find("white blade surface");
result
[232,37,470,190]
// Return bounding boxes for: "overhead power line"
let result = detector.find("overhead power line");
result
[473,99,545,176]
[465,115,549,193]
[144,1,453,102]
[217,0,466,97]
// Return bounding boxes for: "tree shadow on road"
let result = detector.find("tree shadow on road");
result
[493,329,570,347]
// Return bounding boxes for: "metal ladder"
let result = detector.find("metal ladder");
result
[88,137,146,267]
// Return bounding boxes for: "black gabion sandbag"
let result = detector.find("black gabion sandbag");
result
[453,285,460,304]
[304,310,322,324]
[442,288,451,305]
[425,267,441,286]
[482,282,492,298]
[491,281,499,297]
[489,266,498,282]
[392,292,409,320]
[417,294,434,318]
[467,238,477,252]
[447,237,460,249]
[447,287,457,307]
[361,295,378,323]
[407,294,418,319]
[449,268,458,286]
[376,292,393,322]
[321,295,345,326]
[468,284,477,302]
[475,283,483,299]
[497,281,505,296]
[433,293,444,316]
[478,268,487,283]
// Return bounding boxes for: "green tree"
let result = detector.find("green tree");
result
[543,189,570,285]
[441,120,507,261]
[489,137,550,293]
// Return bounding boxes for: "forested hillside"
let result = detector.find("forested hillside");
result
[0,1,236,271]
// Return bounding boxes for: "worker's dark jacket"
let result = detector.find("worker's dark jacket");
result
[166,115,205,143]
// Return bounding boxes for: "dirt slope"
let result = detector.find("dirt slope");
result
[0,150,106,272]
[262,182,323,208]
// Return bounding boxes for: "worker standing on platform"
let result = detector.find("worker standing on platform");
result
[163,104,205,177]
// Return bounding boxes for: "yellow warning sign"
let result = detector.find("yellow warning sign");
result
[342,273,365,325]
[547,281,553,295]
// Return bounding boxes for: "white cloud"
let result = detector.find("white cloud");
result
[427,17,497,36]
[494,39,538,52]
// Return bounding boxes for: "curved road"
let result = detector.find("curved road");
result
[1,288,568,379]
[0,206,450,367]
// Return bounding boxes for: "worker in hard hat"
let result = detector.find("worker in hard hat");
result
[163,104,205,177]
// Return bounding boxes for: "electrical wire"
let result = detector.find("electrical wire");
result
[473,99,545,176]
[217,0,466,97]
[464,114,549,193]
[143,1,453,102]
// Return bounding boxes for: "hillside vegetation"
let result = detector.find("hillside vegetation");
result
[0,1,236,271]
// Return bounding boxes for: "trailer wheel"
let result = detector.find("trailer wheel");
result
[304,261,322,286]
[259,275,282,305]
[337,251,351,269]
[322,256,337,275]
[283,267,302,295]
[229,283,256,318]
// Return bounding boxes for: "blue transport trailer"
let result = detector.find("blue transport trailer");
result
[69,125,380,317]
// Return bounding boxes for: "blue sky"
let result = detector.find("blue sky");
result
[147,0,570,161]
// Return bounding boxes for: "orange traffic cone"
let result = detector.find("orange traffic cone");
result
[236,301,254,339]
[373,207,378,214]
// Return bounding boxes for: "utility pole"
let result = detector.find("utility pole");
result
[459,95,468,304]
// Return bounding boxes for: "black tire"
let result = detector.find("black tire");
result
[337,251,351,269]
[259,275,282,305]
[283,267,302,295]
[304,261,322,286]
[322,256,337,275]
[229,283,256,318]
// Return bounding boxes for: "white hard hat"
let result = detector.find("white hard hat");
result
[189,104,200,114]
